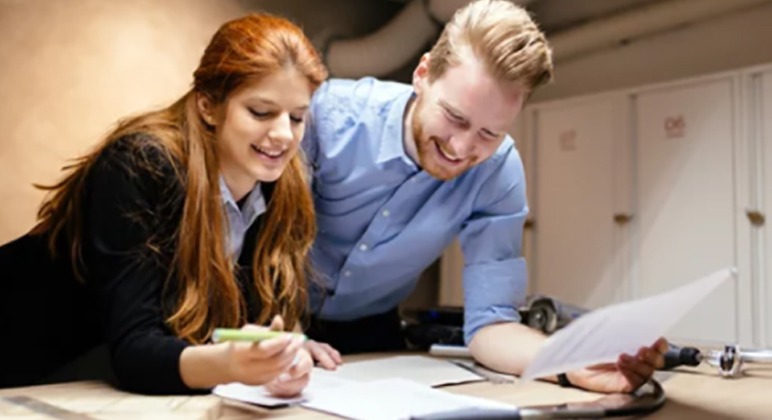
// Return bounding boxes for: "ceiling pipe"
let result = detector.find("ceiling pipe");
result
[324,0,440,78]
[549,0,772,63]
[325,0,770,77]
[324,0,534,78]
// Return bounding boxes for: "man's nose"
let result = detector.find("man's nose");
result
[445,131,476,158]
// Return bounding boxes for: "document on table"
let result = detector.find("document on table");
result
[213,368,354,407]
[521,267,735,381]
[302,378,516,420]
[213,355,484,407]
[331,355,485,387]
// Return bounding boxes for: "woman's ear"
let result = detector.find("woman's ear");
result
[196,93,218,127]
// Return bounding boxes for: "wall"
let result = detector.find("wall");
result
[532,1,772,103]
[0,0,398,243]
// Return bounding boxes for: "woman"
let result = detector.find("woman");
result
[0,12,326,396]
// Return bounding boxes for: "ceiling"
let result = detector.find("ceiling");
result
[525,0,663,34]
[251,0,668,81]
[381,0,664,35]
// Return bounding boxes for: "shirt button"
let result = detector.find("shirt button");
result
[359,244,368,251]
[382,209,390,217]
[343,270,351,277]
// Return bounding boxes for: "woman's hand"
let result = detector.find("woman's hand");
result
[265,347,314,397]
[223,316,304,386]
[304,339,343,370]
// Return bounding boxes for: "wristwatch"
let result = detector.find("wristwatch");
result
[557,372,573,388]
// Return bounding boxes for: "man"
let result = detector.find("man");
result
[301,0,667,393]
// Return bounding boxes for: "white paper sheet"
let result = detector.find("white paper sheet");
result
[330,355,485,387]
[212,368,354,407]
[301,378,516,420]
[521,267,735,381]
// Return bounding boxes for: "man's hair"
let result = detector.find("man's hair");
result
[428,0,553,92]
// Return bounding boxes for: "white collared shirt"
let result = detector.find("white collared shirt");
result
[219,176,266,259]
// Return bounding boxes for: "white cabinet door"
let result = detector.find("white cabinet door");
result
[532,95,631,310]
[634,78,742,345]
[760,70,772,348]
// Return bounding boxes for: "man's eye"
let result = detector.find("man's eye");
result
[481,131,499,141]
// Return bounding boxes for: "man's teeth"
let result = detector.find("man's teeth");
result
[437,144,460,161]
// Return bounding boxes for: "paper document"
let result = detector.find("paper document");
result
[213,368,354,407]
[213,355,483,407]
[521,267,735,381]
[302,378,515,420]
[331,355,485,387]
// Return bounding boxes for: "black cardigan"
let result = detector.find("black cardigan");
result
[0,134,272,394]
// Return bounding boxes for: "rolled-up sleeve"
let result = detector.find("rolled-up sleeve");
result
[460,151,529,344]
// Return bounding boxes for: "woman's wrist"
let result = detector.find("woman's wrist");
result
[179,343,232,389]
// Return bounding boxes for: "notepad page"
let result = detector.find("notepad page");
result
[302,378,515,420]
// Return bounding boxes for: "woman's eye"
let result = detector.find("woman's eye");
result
[290,115,304,124]
[248,108,271,118]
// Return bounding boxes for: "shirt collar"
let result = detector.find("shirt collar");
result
[377,90,417,165]
[219,176,267,226]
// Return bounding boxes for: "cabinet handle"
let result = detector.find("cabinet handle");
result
[524,219,535,230]
[614,213,633,225]
[746,210,765,227]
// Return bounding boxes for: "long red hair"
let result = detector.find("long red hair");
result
[32,13,327,344]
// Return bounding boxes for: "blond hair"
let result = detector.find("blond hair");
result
[428,0,553,92]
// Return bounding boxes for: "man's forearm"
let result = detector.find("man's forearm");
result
[467,321,547,376]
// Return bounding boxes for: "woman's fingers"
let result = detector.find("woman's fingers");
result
[287,349,314,379]
[269,315,285,332]
[265,373,309,398]
[304,340,343,370]
[245,335,293,360]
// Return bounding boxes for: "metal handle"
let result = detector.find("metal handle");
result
[614,213,633,225]
[746,209,765,227]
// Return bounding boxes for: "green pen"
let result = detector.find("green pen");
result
[212,328,307,343]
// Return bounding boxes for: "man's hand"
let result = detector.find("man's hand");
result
[304,339,342,370]
[567,337,669,393]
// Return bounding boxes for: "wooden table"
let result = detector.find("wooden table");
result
[1,355,771,419]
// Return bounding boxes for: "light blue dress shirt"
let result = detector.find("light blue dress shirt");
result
[219,177,266,259]
[303,77,529,343]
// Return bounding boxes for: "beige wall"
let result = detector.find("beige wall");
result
[0,0,249,242]
[0,0,397,243]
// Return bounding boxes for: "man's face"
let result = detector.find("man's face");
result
[411,51,526,181]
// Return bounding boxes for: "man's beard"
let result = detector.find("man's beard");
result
[411,101,471,181]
